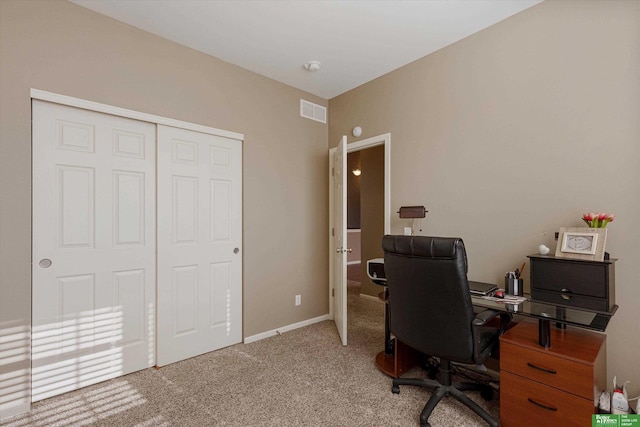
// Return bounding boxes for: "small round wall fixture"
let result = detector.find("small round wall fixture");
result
[352,126,362,137]
[352,168,362,176]
[303,61,321,72]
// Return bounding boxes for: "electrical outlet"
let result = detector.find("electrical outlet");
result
[295,295,301,306]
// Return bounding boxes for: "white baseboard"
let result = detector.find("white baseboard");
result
[359,293,383,303]
[243,314,331,344]
[0,402,30,422]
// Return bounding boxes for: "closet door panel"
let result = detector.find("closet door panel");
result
[32,101,156,401]
[157,125,242,367]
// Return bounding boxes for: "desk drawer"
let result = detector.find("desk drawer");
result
[530,258,609,297]
[528,255,616,312]
[500,372,594,427]
[501,341,594,399]
[531,288,611,312]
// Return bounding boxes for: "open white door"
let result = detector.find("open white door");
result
[329,133,391,347]
[333,136,348,345]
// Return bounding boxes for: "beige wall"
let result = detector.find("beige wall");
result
[0,0,328,417]
[330,0,640,395]
[347,151,361,229]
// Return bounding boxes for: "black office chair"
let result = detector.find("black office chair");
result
[382,235,510,427]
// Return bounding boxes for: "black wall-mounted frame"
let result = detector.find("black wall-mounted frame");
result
[398,206,427,219]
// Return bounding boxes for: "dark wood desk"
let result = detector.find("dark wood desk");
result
[369,256,616,377]
[374,286,420,378]
[471,294,617,348]
[375,338,420,378]
[500,320,606,426]
[375,294,616,379]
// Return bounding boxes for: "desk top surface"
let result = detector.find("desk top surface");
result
[365,258,617,332]
[472,294,617,332]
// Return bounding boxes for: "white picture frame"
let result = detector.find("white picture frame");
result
[561,231,598,255]
[555,227,607,261]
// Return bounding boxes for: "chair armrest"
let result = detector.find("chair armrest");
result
[472,309,500,326]
[473,309,512,336]
[471,310,512,363]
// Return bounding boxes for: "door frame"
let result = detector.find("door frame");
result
[31,89,243,140]
[328,133,391,321]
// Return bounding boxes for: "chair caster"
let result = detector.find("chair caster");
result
[481,387,493,401]
[391,385,400,394]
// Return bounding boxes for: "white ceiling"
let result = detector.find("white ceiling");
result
[70,0,542,99]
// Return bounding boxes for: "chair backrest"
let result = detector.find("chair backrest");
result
[382,235,477,363]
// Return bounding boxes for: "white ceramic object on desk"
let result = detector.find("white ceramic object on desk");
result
[538,244,550,255]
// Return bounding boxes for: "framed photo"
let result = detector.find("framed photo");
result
[561,231,598,255]
[555,227,607,261]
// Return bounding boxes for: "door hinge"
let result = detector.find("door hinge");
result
[332,227,335,237]
[332,167,334,177]
[332,288,335,297]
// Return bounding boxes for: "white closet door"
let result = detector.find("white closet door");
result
[32,101,156,401]
[157,125,242,367]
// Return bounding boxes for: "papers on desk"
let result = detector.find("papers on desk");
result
[481,294,527,304]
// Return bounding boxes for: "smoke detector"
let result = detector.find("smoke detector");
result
[303,61,321,72]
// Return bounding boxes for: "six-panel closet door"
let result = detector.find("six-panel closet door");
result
[32,101,157,401]
[156,125,242,367]
[32,100,243,400]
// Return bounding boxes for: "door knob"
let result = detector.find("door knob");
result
[39,258,52,268]
[233,248,240,254]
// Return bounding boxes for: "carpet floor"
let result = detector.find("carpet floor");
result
[2,281,499,426]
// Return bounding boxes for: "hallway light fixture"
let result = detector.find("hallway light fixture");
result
[352,168,362,176]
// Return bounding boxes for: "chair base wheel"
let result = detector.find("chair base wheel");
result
[392,385,400,394]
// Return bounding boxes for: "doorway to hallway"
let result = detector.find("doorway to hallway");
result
[346,145,385,303]
[328,133,390,345]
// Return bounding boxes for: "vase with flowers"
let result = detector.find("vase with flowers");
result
[582,212,615,228]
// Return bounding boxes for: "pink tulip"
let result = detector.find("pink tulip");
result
[582,212,614,227]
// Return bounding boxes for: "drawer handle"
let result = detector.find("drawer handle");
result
[527,362,557,374]
[561,288,573,301]
[527,398,558,412]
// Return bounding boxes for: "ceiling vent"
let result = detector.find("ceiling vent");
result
[300,99,327,124]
